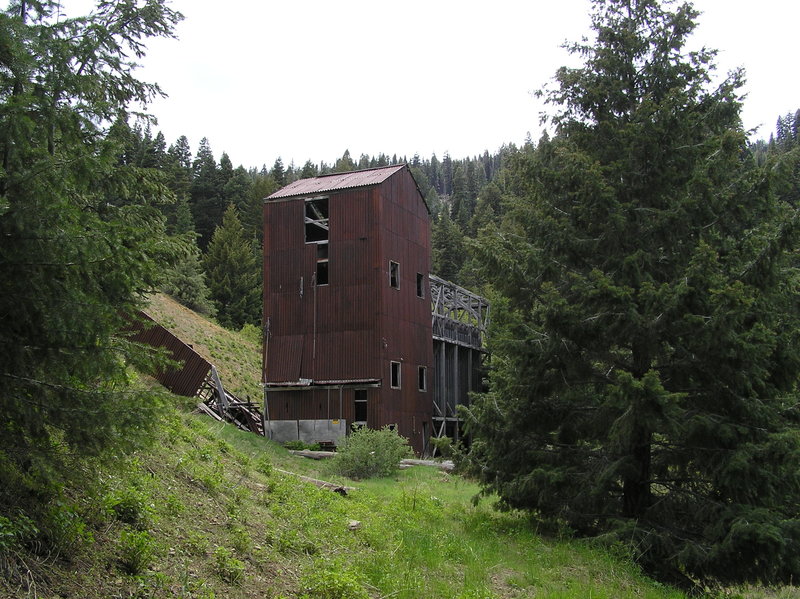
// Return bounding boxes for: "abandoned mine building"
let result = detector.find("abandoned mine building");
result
[262,164,489,455]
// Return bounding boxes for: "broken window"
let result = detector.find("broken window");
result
[390,361,401,389]
[315,242,329,285]
[305,197,329,284]
[354,390,367,423]
[305,197,329,243]
[418,366,427,392]
[416,272,424,298]
[389,261,399,289]
[315,260,328,286]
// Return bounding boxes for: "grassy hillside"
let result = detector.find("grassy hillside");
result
[1,294,792,598]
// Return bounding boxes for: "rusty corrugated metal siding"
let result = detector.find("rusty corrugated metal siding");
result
[128,311,211,397]
[266,387,381,424]
[374,167,433,450]
[264,185,382,385]
[263,165,432,453]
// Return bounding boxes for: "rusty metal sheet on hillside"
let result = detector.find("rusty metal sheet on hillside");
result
[127,311,212,397]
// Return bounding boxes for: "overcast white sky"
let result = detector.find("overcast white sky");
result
[60,0,799,169]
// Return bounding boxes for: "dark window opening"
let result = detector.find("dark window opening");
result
[315,259,328,286]
[390,361,401,389]
[418,366,427,392]
[416,273,425,298]
[354,390,367,423]
[314,239,329,286]
[389,261,399,289]
[305,197,329,243]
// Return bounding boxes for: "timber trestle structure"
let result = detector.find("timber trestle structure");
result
[429,276,489,445]
[196,366,264,435]
[130,311,263,436]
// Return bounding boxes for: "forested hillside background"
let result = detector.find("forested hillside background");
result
[126,107,800,327]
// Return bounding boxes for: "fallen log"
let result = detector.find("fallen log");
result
[400,459,455,472]
[275,468,355,495]
[288,449,336,460]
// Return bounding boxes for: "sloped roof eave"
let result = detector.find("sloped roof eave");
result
[264,164,430,214]
[266,164,406,200]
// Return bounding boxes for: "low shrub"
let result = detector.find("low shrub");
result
[183,530,209,556]
[213,546,244,585]
[255,455,273,477]
[43,501,94,554]
[283,440,321,451]
[118,529,156,575]
[0,513,38,553]
[328,426,413,480]
[103,485,153,529]
[300,563,369,599]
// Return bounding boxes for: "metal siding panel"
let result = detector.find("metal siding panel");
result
[373,169,432,454]
[262,202,271,326]
[127,312,212,397]
[265,334,303,383]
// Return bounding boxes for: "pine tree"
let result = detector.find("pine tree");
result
[174,196,195,234]
[431,210,465,284]
[441,152,453,196]
[240,171,278,242]
[271,157,286,187]
[451,164,476,232]
[467,0,800,585]
[169,135,193,171]
[162,199,215,316]
[203,205,261,329]
[190,137,223,248]
[333,149,356,173]
[162,242,216,316]
[0,0,183,493]
[223,165,253,212]
[299,160,318,179]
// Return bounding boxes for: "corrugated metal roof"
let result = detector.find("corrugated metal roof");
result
[267,164,407,200]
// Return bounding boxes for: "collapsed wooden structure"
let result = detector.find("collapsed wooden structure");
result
[129,312,263,435]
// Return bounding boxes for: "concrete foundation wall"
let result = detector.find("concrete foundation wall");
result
[266,419,348,445]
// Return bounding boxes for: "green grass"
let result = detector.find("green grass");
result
[2,296,794,598]
[3,405,690,598]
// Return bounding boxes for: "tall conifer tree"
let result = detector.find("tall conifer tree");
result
[468,0,800,584]
[203,205,261,329]
[0,1,183,485]
[190,137,222,248]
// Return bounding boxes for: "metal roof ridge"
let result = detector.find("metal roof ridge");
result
[265,164,410,200]
[311,163,406,179]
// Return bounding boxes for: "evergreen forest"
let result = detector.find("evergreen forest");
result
[2,0,800,594]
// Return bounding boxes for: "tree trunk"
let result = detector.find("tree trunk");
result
[624,339,653,518]
[623,427,652,518]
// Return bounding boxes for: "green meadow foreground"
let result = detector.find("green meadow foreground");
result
[1,295,793,598]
